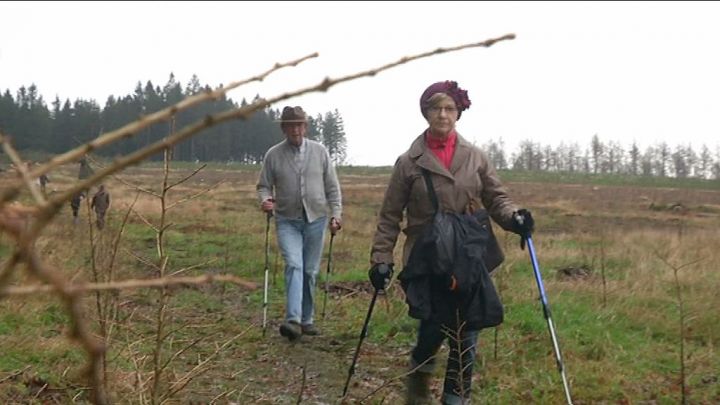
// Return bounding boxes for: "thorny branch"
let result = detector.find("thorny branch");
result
[166,180,225,211]
[110,172,161,198]
[160,327,252,402]
[653,249,703,405]
[0,52,320,204]
[0,135,46,205]
[0,273,257,297]
[0,33,515,404]
[353,354,439,404]
[167,164,208,190]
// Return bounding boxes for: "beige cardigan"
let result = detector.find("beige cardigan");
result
[257,139,342,222]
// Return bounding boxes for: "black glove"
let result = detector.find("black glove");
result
[512,209,535,249]
[369,263,394,291]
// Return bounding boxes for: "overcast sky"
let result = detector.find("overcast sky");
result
[2,1,719,166]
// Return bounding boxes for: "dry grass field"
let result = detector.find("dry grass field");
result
[1,161,719,404]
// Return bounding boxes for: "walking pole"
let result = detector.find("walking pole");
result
[321,233,335,319]
[262,212,272,337]
[525,235,573,405]
[342,288,379,397]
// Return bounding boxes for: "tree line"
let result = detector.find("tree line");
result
[0,74,348,165]
[2,77,719,179]
[483,134,720,180]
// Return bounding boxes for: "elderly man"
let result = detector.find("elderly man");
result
[256,106,343,341]
[91,184,110,230]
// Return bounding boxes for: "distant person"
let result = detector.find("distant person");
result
[368,80,535,404]
[256,106,343,341]
[26,161,50,194]
[78,157,94,180]
[91,184,110,230]
[38,173,50,195]
[70,191,85,225]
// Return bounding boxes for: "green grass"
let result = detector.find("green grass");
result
[474,290,695,402]
[0,304,68,337]
[0,347,85,374]
[0,312,24,336]
[0,242,11,258]
[2,165,718,404]
[0,303,84,378]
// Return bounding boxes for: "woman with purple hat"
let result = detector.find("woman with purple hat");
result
[368,81,534,404]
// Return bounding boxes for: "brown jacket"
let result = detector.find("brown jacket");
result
[91,187,110,215]
[371,132,518,266]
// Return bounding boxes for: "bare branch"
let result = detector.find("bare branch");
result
[32,34,516,219]
[161,327,252,401]
[108,193,141,281]
[354,354,438,403]
[166,164,207,190]
[168,258,220,278]
[11,52,318,188]
[653,249,704,271]
[0,365,31,384]
[0,35,516,403]
[296,361,307,405]
[23,249,107,404]
[111,174,161,198]
[5,34,516,247]
[123,248,162,272]
[0,250,22,288]
[0,133,46,204]
[166,180,225,211]
[131,207,159,233]
[160,332,217,373]
[0,273,258,297]
[210,389,237,404]
[104,192,141,356]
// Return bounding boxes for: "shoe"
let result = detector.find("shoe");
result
[405,370,434,405]
[301,324,320,336]
[279,321,302,341]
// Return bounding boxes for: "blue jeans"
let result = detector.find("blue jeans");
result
[275,214,327,325]
[411,320,480,404]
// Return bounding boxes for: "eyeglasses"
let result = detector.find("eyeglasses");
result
[428,106,458,114]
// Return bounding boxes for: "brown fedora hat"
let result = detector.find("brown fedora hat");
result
[276,106,307,124]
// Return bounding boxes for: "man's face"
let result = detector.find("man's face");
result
[283,122,307,146]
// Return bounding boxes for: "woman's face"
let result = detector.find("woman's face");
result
[426,94,458,138]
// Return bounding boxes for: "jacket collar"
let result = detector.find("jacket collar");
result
[281,138,308,173]
[408,131,472,180]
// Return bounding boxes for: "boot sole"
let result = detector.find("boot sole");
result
[279,324,302,341]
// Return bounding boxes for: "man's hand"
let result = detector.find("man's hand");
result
[260,198,275,214]
[369,263,394,291]
[329,217,342,235]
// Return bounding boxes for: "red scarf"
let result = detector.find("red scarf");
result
[425,130,457,170]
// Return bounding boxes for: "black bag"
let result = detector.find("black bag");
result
[477,207,504,274]
[397,169,504,330]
